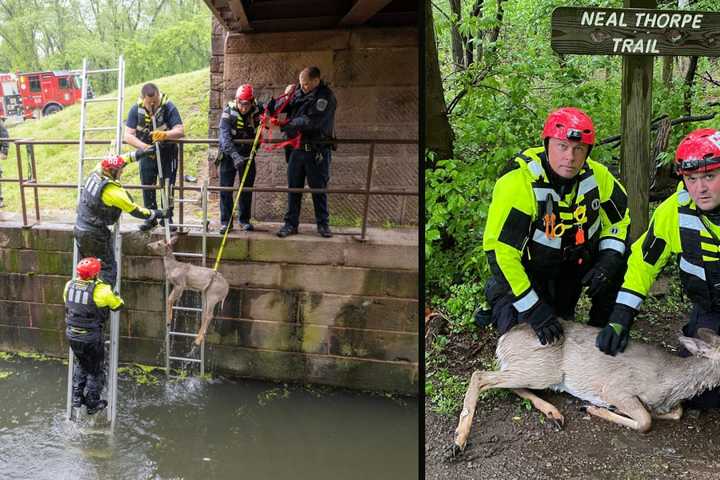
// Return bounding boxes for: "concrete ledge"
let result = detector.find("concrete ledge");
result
[0,223,418,271]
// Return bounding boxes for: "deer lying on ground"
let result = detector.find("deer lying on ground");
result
[453,319,720,454]
[147,236,229,347]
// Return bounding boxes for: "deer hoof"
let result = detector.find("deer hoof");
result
[445,442,464,459]
[545,409,564,428]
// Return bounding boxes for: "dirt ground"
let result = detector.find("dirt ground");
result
[425,281,720,480]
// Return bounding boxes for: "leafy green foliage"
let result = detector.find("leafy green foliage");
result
[0,0,211,95]
[425,367,468,415]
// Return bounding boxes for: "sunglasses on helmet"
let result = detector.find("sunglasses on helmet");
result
[678,156,720,172]
[566,128,583,141]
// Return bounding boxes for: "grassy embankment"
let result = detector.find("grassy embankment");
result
[1,68,210,218]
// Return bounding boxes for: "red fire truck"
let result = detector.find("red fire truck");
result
[0,73,24,121]
[16,71,87,119]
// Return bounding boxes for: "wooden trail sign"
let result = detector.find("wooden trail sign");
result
[551,7,720,56]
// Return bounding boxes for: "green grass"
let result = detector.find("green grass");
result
[1,68,210,215]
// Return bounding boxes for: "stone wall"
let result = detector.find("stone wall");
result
[0,222,418,394]
[208,20,418,227]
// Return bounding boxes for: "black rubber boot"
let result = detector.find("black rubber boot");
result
[317,224,332,238]
[72,388,85,408]
[85,393,108,415]
[276,224,298,238]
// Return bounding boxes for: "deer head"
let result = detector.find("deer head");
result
[146,235,179,256]
[678,328,720,361]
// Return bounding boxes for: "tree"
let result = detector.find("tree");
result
[426,1,454,162]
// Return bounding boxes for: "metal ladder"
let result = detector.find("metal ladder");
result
[165,180,210,376]
[145,92,208,376]
[66,56,125,427]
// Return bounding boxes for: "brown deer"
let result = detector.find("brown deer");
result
[453,319,720,454]
[147,236,229,347]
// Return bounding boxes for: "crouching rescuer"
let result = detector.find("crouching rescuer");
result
[74,153,172,286]
[65,257,124,414]
[479,107,631,344]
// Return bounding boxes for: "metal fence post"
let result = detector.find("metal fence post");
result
[15,142,28,227]
[28,144,40,223]
[360,142,376,241]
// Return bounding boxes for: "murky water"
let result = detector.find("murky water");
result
[0,357,418,479]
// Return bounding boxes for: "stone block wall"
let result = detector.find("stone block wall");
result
[0,222,418,394]
[208,19,418,227]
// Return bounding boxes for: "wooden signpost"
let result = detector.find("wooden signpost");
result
[550,3,720,241]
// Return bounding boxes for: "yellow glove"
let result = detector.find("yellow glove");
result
[151,131,168,142]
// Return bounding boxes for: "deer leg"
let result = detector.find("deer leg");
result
[452,369,546,453]
[586,396,652,432]
[194,294,216,346]
[653,404,683,421]
[166,286,184,326]
[512,388,564,427]
[453,370,486,453]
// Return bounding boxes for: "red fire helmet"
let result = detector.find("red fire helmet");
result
[236,84,254,102]
[542,107,596,146]
[76,257,101,280]
[674,128,720,175]
[101,154,126,172]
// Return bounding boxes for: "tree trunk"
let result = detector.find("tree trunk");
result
[683,56,699,116]
[471,0,484,65]
[448,0,465,71]
[426,1,454,163]
[662,56,673,87]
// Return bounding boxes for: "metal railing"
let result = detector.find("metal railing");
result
[0,137,418,240]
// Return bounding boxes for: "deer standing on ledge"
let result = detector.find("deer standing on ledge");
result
[453,319,720,455]
[147,236,229,346]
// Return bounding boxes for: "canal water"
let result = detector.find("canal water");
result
[0,355,418,479]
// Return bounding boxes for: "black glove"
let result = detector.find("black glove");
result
[153,206,173,220]
[266,97,276,113]
[519,300,563,345]
[582,250,625,297]
[596,304,635,356]
[280,124,297,137]
[231,152,245,170]
[135,147,155,162]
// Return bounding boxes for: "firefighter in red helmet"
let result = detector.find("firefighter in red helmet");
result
[477,107,631,346]
[216,83,263,234]
[601,128,720,409]
[65,257,124,414]
[74,153,171,286]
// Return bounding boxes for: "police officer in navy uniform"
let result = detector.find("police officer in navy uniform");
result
[65,257,124,414]
[275,66,337,238]
[123,83,184,231]
[74,153,171,286]
[217,84,262,234]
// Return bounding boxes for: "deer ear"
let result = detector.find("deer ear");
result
[678,335,713,358]
[169,235,180,247]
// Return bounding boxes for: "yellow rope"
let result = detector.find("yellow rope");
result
[213,124,264,271]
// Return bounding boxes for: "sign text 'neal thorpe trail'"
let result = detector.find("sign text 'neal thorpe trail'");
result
[551,7,720,56]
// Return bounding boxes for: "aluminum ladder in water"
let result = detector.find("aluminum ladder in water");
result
[65,56,126,428]
[164,180,210,376]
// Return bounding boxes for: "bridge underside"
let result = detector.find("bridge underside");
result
[205,1,419,227]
